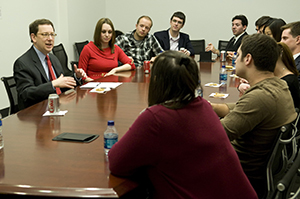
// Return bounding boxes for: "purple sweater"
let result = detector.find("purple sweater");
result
[109,97,258,199]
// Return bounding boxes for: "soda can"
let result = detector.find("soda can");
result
[48,94,60,114]
[143,61,150,74]
[220,50,226,62]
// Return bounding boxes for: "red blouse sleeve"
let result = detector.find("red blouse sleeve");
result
[78,43,91,76]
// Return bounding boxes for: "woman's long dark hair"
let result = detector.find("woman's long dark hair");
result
[148,51,201,109]
[278,42,299,76]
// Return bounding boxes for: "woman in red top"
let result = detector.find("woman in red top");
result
[79,18,135,81]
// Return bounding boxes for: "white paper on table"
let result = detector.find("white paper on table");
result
[204,82,222,87]
[80,82,101,89]
[97,82,123,89]
[43,110,68,116]
[209,93,229,99]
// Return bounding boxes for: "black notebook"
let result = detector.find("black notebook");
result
[52,133,99,143]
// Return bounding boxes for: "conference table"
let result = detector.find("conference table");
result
[0,58,240,198]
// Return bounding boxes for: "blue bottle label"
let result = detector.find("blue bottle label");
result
[220,74,227,81]
[104,137,118,149]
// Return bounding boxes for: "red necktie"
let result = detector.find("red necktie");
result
[46,55,61,95]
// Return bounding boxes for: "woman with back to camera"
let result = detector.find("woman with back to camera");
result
[78,18,135,82]
[108,51,258,199]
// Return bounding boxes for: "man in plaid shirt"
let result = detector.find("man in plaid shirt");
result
[115,15,164,67]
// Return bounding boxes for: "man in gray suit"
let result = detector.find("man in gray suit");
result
[14,19,86,110]
[281,21,300,85]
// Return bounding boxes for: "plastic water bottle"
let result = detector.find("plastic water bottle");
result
[232,52,237,68]
[104,120,118,155]
[219,65,227,85]
[0,114,3,150]
[195,80,203,97]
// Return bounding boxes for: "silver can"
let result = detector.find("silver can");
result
[48,94,60,114]
[220,50,226,62]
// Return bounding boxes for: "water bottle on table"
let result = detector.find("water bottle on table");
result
[219,65,228,85]
[104,120,118,155]
[195,80,203,97]
[0,114,4,149]
[232,52,237,68]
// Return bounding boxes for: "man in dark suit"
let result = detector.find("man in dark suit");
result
[281,21,300,85]
[14,19,86,110]
[154,11,194,56]
[206,15,248,58]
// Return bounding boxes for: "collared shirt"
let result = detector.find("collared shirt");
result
[293,52,300,60]
[115,30,164,67]
[33,45,80,83]
[33,45,57,80]
[169,30,180,51]
[233,32,246,45]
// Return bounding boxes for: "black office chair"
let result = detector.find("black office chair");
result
[70,61,78,74]
[115,30,124,39]
[190,39,205,55]
[52,43,73,76]
[75,40,89,57]
[1,76,19,115]
[265,110,300,199]
[218,40,229,51]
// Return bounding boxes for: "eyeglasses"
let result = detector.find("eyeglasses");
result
[37,32,57,38]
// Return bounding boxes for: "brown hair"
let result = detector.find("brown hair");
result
[148,51,201,109]
[278,42,299,76]
[136,15,153,28]
[29,19,55,43]
[93,18,115,53]
[281,21,300,38]
[241,34,279,72]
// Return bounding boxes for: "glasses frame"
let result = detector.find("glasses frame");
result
[37,32,57,38]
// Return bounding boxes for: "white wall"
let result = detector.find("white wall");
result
[0,0,299,110]
[106,0,299,42]
[0,0,105,109]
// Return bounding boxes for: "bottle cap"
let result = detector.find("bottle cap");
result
[107,120,114,126]
[222,65,226,68]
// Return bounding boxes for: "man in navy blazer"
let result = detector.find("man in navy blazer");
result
[14,19,86,110]
[281,21,300,86]
[154,11,194,56]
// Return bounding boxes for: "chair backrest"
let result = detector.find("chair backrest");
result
[115,30,124,38]
[190,39,205,55]
[52,43,73,76]
[218,40,229,51]
[70,61,78,74]
[265,110,300,199]
[1,76,19,115]
[75,40,89,56]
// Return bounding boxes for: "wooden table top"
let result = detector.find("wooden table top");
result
[0,59,240,197]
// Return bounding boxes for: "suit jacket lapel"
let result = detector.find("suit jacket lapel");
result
[164,30,170,50]
[30,47,49,81]
[178,33,184,48]
[226,37,235,50]
[295,55,300,71]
